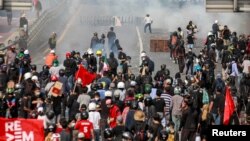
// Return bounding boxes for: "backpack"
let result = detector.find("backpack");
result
[202,89,209,104]
[215,79,224,90]
[134,123,146,141]
[24,80,34,96]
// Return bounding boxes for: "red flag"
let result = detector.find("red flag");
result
[0,118,44,141]
[75,65,96,86]
[223,87,235,125]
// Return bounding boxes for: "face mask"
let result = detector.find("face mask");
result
[95,97,99,101]
[71,122,75,128]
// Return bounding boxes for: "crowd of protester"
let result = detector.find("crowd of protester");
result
[0,19,250,141]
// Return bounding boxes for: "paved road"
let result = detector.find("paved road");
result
[29,2,141,73]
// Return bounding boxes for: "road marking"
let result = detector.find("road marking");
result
[136,26,143,65]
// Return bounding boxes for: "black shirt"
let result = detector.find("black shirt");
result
[153,97,166,113]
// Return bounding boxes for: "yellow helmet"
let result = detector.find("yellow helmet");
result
[96,50,102,55]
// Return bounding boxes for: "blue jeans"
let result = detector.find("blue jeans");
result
[144,23,152,33]
[212,113,221,125]
[94,129,100,141]
[172,115,181,132]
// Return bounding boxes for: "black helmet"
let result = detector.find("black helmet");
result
[46,111,55,120]
[97,83,103,90]
[144,96,153,106]
[125,100,132,107]
[103,128,114,139]
[130,100,138,110]
[159,130,168,140]
[59,69,65,77]
[81,111,89,120]
[161,64,166,71]
[31,64,37,71]
[122,132,133,140]
[91,83,98,91]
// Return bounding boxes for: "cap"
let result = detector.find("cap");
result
[66,52,71,57]
[130,81,137,86]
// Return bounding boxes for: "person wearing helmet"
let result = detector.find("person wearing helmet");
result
[63,52,77,90]
[22,72,36,96]
[49,59,61,78]
[45,50,57,68]
[212,20,219,39]
[185,49,196,75]
[135,93,144,110]
[113,89,124,112]
[48,32,57,50]
[88,102,101,141]
[121,131,133,141]
[106,99,121,128]
[171,86,183,133]
[117,81,125,101]
[144,96,156,125]
[87,48,98,72]
[125,100,138,132]
[107,52,119,76]
[107,26,116,54]
[100,90,112,135]
[75,111,95,141]
[5,87,18,118]
[154,64,168,89]
[103,128,114,141]
[90,32,99,49]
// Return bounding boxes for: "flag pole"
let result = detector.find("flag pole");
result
[72,64,80,94]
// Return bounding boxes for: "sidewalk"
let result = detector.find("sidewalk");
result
[0,11,37,45]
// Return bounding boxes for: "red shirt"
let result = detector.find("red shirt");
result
[75,120,94,139]
[109,105,121,128]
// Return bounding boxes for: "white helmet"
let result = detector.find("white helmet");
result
[24,72,32,80]
[215,20,218,23]
[114,90,121,97]
[140,52,147,57]
[87,48,93,55]
[130,81,137,86]
[50,50,55,54]
[174,87,181,95]
[105,90,112,97]
[88,102,96,111]
[31,75,38,81]
[24,49,29,55]
[117,82,125,89]
[207,31,213,36]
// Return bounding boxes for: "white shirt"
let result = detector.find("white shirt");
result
[242,59,250,74]
[88,111,101,129]
[144,16,153,24]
